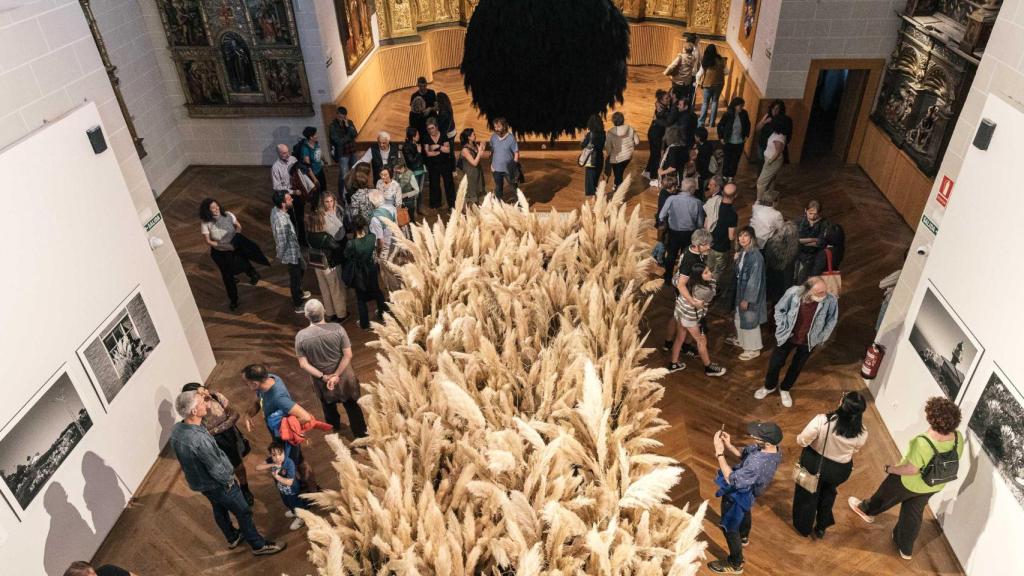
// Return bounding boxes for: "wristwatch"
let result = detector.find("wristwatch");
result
[884,464,891,473]
[716,453,725,458]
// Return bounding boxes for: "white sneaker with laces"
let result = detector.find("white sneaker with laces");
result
[289,517,305,531]
[753,387,775,400]
[738,350,760,361]
[780,390,793,408]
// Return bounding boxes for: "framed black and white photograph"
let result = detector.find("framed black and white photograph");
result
[907,283,983,401]
[77,289,160,408]
[968,365,1024,508]
[0,367,94,520]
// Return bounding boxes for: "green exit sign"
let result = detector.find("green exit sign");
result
[921,214,938,235]
[144,212,163,232]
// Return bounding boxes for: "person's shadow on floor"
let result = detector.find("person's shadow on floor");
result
[43,482,95,576]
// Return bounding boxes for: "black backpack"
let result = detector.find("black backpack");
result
[918,433,960,487]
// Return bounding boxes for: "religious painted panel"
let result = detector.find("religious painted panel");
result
[244,0,295,45]
[871,18,978,176]
[335,0,375,73]
[156,0,312,117]
[162,0,211,46]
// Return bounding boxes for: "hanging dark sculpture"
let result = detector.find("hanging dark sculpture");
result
[461,0,630,138]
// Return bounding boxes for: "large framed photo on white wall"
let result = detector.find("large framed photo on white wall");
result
[0,367,94,521]
[967,364,1024,510]
[76,288,160,410]
[907,283,984,402]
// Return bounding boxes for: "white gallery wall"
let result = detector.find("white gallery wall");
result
[725,0,780,95]
[0,104,203,575]
[869,93,1024,574]
[0,0,214,377]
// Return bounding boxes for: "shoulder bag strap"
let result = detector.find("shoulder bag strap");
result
[815,416,832,478]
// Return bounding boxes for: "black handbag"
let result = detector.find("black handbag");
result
[235,427,251,458]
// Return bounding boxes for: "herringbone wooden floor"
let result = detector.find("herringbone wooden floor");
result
[91,77,963,575]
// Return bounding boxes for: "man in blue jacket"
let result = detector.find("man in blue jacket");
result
[753,276,838,407]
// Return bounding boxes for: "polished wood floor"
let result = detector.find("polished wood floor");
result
[91,142,964,574]
[357,67,672,148]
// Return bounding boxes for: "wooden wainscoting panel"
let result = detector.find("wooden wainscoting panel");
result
[423,27,466,71]
[629,23,682,66]
[377,41,433,93]
[858,121,898,192]
[890,151,933,226]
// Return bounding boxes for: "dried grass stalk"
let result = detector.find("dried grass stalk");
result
[302,177,706,574]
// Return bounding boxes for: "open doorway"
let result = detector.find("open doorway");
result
[802,68,870,163]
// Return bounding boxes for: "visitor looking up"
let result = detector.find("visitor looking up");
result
[170,390,285,557]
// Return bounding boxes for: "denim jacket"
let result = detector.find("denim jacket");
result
[774,286,838,351]
[170,422,234,493]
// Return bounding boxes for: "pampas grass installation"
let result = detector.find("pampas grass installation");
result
[299,176,707,574]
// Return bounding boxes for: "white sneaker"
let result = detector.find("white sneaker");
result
[301,290,312,300]
[284,510,295,518]
[780,391,793,408]
[753,386,775,400]
[738,350,760,361]
[289,517,304,531]
[649,179,659,188]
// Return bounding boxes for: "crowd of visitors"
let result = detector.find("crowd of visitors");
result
[153,65,960,576]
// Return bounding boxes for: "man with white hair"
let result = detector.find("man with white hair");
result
[368,189,397,258]
[295,299,367,437]
[658,177,706,281]
[357,130,399,183]
[169,390,284,556]
[753,276,838,408]
[271,143,306,247]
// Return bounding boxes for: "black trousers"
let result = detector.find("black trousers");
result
[723,142,744,178]
[426,162,455,208]
[645,126,664,176]
[720,496,752,567]
[355,287,387,329]
[319,395,368,438]
[584,166,601,196]
[289,196,308,247]
[610,160,630,188]
[792,447,853,536]
[860,474,932,556]
[210,249,253,306]
[671,82,694,106]
[287,262,305,306]
[663,229,694,281]
[765,339,812,391]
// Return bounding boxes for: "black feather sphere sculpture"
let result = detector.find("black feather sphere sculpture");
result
[461,0,630,138]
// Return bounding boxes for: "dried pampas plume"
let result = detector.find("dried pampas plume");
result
[302,177,706,574]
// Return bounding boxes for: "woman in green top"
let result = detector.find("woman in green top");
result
[848,397,964,560]
[459,128,486,205]
[342,215,387,329]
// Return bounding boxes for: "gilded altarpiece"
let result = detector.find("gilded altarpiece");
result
[871,0,1003,175]
[156,0,313,117]
[378,0,728,42]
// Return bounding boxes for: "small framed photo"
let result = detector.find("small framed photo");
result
[76,288,160,410]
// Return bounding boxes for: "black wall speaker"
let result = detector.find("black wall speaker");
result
[86,125,107,154]
[973,118,996,151]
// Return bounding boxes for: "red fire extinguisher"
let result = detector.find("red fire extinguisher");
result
[861,343,886,379]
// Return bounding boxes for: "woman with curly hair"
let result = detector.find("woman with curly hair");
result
[848,397,964,560]
[198,198,262,311]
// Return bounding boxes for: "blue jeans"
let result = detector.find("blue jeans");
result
[279,489,307,512]
[493,171,507,199]
[202,482,266,549]
[699,86,722,127]
[336,154,352,196]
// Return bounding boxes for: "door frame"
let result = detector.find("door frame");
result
[791,58,886,164]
